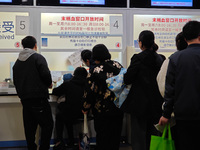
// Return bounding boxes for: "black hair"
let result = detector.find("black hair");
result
[21,36,37,49]
[81,50,92,62]
[175,32,188,51]
[152,43,159,51]
[138,30,155,50]
[183,20,200,41]
[92,44,111,62]
[73,67,88,79]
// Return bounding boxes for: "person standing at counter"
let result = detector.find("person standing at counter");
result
[83,44,124,150]
[52,67,88,150]
[121,30,164,150]
[13,36,54,150]
[159,20,200,150]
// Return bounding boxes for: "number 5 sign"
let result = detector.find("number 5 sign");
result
[16,16,29,35]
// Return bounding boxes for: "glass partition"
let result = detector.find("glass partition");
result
[0,53,18,93]
[42,51,122,71]
[0,53,18,82]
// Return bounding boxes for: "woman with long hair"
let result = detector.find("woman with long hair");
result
[121,30,164,150]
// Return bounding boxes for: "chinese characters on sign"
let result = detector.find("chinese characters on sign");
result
[0,21,15,39]
[2,21,14,33]
[0,12,29,49]
[134,15,199,49]
[41,13,123,49]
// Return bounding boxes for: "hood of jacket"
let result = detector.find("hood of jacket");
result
[18,48,36,61]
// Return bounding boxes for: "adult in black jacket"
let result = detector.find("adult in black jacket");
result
[13,36,53,150]
[52,67,88,150]
[121,30,164,150]
[83,44,124,150]
[159,21,200,150]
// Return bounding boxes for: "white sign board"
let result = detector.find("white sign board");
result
[41,13,123,49]
[133,15,200,49]
[0,12,29,49]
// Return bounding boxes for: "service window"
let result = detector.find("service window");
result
[40,12,124,75]
[42,51,122,71]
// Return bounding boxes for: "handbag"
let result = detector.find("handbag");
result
[106,68,131,108]
[150,124,175,150]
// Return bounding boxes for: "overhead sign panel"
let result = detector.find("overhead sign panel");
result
[41,13,123,50]
[0,12,29,49]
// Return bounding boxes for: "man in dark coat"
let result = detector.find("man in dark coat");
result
[13,36,53,150]
[159,20,200,150]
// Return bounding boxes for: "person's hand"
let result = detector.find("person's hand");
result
[49,83,53,89]
[82,110,88,114]
[159,116,169,126]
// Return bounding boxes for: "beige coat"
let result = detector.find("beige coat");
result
[157,59,169,97]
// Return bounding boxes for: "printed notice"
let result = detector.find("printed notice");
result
[41,13,123,49]
[133,15,200,49]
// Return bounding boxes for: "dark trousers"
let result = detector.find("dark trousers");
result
[94,111,123,150]
[174,120,200,150]
[21,98,54,150]
[55,111,75,146]
[130,115,160,150]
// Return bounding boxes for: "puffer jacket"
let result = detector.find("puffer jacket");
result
[13,48,52,100]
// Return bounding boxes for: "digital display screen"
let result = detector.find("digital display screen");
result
[0,0,12,2]
[60,0,105,5]
[151,0,193,7]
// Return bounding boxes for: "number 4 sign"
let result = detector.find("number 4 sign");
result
[16,16,29,35]
[110,16,123,35]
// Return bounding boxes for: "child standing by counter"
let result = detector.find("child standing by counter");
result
[52,67,88,150]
